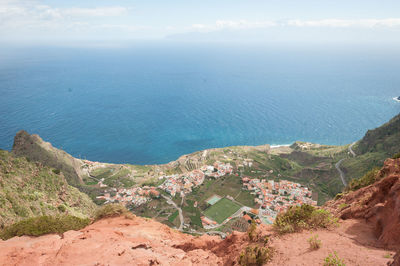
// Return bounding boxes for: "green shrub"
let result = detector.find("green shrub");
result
[238,245,273,266]
[93,203,131,221]
[392,152,400,159]
[52,169,61,175]
[274,204,336,234]
[0,215,90,240]
[346,167,380,191]
[334,193,343,200]
[248,220,257,242]
[308,234,322,250]
[324,251,346,266]
[57,204,66,212]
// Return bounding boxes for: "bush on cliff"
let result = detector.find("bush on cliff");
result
[346,167,380,191]
[273,204,336,234]
[93,203,133,221]
[0,215,90,240]
[238,245,273,266]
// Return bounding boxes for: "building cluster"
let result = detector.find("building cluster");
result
[242,178,317,224]
[96,186,160,206]
[159,162,233,196]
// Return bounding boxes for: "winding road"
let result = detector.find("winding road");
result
[349,142,356,157]
[335,142,357,187]
[162,194,184,231]
[335,159,347,187]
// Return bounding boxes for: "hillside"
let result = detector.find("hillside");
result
[7,113,400,235]
[1,155,399,266]
[0,149,96,227]
[342,113,400,181]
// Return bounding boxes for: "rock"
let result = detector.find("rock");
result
[326,158,400,249]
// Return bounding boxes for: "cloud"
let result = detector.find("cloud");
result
[60,7,128,18]
[287,18,400,28]
[192,20,277,32]
[0,1,129,26]
[190,18,400,33]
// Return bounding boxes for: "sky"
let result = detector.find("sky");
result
[1,0,400,45]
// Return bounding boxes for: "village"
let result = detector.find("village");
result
[93,157,317,229]
[96,186,160,206]
[242,177,317,224]
[158,161,233,197]
[96,161,233,206]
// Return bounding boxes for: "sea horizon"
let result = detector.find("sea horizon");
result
[1,43,399,165]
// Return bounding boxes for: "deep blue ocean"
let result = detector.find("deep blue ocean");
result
[0,43,399,164]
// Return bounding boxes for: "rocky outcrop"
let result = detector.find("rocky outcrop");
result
[0,216,251,266]
[390,251,400,266]
[0,215,394,266]
[326,158,400,249]
[12,130,85,185]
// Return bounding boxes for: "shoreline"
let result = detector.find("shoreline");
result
[270,144,292,149]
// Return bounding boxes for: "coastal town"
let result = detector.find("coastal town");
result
[242,178,317,224]
[96,161,233,205]
[159,161,233,197]
[96,186,160,206]
[93,156,318,228]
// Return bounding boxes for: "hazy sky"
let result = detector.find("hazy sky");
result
[1,0,400,44]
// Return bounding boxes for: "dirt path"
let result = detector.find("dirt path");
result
[349,142,357,157]
[269,219,393,266]
[162,194,184,231]
[335,142,357,187]
[335,159,348,187]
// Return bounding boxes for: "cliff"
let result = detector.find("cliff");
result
[326,158,400,249]
[12,130,86,186]
[0,149,96,227]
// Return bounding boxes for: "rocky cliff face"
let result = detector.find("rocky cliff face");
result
[326,158,400,249]
[12,130,85,186]
[0,214,395,265]
[0,215,247,265]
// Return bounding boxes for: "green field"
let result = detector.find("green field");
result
[206,195,222,205]
[204,198,241,224]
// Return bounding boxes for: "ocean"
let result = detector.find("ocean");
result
[0,42,399,164]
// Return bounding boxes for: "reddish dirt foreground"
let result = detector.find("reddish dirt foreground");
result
[0,215,396,266]
[326,158,400,250]
[0,216,228,266]
[268,219,394,266]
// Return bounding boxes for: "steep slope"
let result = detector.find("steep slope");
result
[326,158,400,249]
[1,155,400,265]
[0,213,394,265]
[342,113,400,180]
[12,130,86,186]
[0,150,96,227]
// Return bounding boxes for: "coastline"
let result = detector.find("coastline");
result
[270,144,292,149]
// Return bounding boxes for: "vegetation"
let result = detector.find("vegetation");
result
[392,152,400,159]
[0,150,95,227]
[204,198,241,224]
[273,204,336,234]
[238,245,273,266]
[346,167,381,191]
[323,251,346,266]
[248,220,257,241]
[94,204,132,221]
[308,234,322,250]
[342,113,400,180]
[168,210,179,223]
[0,215,90,240]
